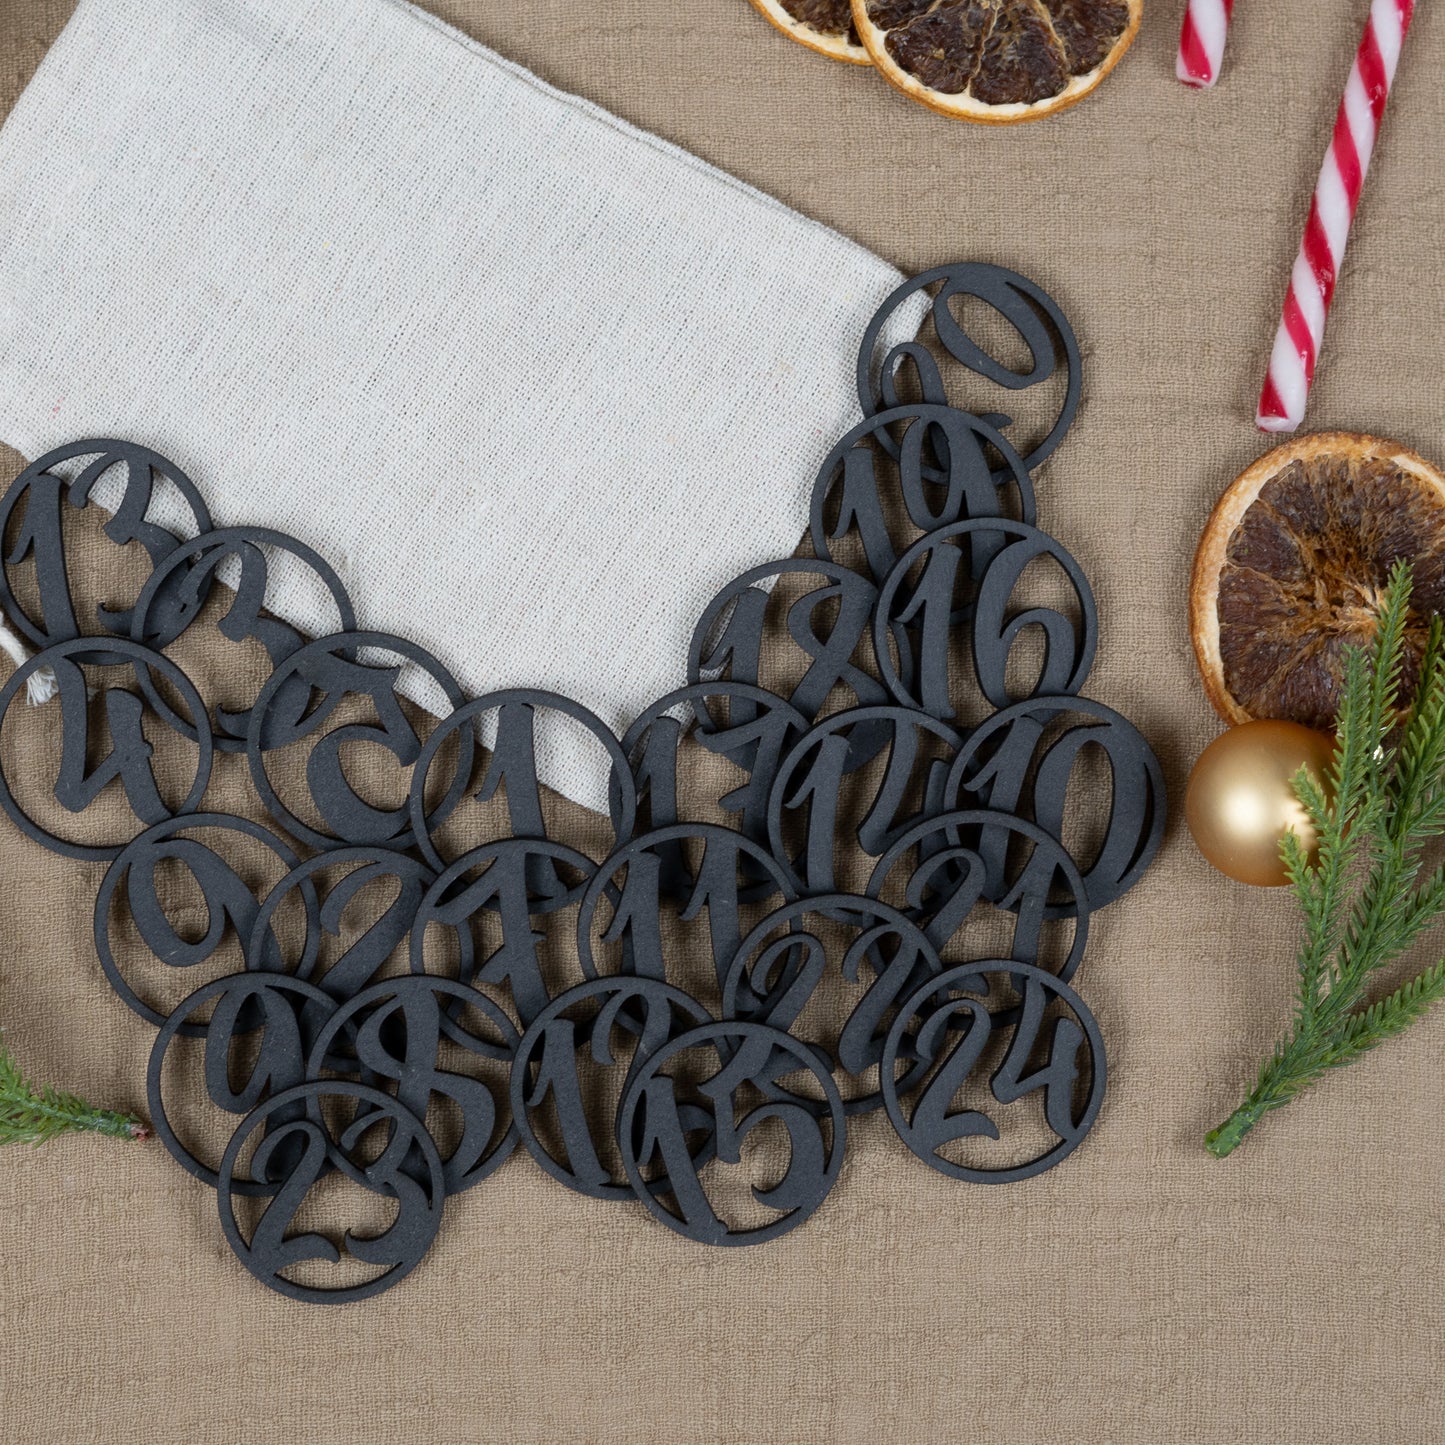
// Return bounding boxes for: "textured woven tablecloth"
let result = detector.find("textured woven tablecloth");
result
[1,1,1443,1441]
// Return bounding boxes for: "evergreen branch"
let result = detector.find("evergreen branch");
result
[1362,560,1413,762]
[1355,862,1445,980]
[1206,565,1445,1157]
[0,1040,149,1147]
[1390,614,1445,821]
[1282,638,1382,1021]
[1326,961,1445,1063]
[1317,568,1417,1005]
[1282,821,1333,1022]
[1291,767,1333,839]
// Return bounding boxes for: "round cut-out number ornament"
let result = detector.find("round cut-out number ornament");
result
[95,812,314,1031]
[305,976,519,1196]
[0,438,211,655]
[217,1081,445,1304]
[867,809,1091,975]
[688,559,889,729]
[408,838,598,1028]
[944,697,1166,910]
[617,1021,846,1246]
[148,972,339,1193]
[246,847,435,1001]
[0,638,213,861]
[130,527,357,750]
[575,823,795,997]
[247,631,467,851]
[765,704,962,895]
[409,688,636,873]
[510,976,714,1202]
[809,404,1036,588]
[620,682,808,871]
[880,961,1105,1183]
[720,894,944,1115]
[856,262,1081,479]
[874,518,1098,725]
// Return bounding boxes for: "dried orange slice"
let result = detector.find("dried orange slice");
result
[1191,433,1445,731]
[749,0,873,64]
[851,0,1140,123]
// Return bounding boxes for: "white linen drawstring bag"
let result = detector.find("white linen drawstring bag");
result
[0,0,918,808]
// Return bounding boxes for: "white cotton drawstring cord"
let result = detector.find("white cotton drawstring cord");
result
[0,620,57,705]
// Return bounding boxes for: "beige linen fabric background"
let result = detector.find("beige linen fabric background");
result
[2,1,1444,1441]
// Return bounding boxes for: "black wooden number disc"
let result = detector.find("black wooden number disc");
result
[944,697,1166,911]
[880,960,1105,1183]
[873,518,1098,725]
[245,846,435,1001]
[720,894,944,1116]
[809,404,1037,588]
[510,976,714,1203]
[95,812,311,1032]
[867,808,1092,976]
[575,823,795,996]
[304,975,520,1196]
[217,1080,445,1304]
[408,838,599,1028]
[408,689,636,873]
[0,637,213,861]
[130,526,357,751]
[855,262,1081,480]
[0,438,212,654]
[617,1021,846,1246]
[148,972,339,1193]
[246,630,467,852]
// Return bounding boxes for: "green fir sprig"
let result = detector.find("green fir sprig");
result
[1207,561,1445,1157]
[0,1038,149,1147]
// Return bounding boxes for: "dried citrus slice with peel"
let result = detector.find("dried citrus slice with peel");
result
[852,0,1140,123]
[1191,433,1445,731]
[749,0,873,64]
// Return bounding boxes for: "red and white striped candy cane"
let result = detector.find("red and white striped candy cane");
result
[1177,0,1234,89]
[1257,0,1415,432]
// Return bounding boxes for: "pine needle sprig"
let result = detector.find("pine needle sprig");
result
[1206,561,1445,1157]
[0,1038,149,1147]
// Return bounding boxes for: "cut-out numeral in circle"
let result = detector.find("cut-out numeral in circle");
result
[217,1081,445,1305]
[688,559,890,731]
[944,697,1166,911]
[0,637,213,861]
[620,682,808,885]
[880,960,1105,1184]
[808,404,1036,588]
[408,838,598,1029]
[856,262,1081,482]
[305,976,520,1197]
[510,976,714,1203]
[0,438,211,656]
[575,823,795,999]
[148,972,339,1194]
[874,517,1097,725]
[130,527,357,751]
[246,846,435,1002]
[765,704,962,896]
[866,809,1091,981]
[720,893,944,1117]
[246,631,467,852]
[408,688,636,876]
[618,1021,846,1246]
[95,812,314,1032]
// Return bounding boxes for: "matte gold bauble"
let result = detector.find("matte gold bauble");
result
[1185,720,1336,887]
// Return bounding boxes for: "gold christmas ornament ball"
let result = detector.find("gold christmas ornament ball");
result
[1185,720,1337,887]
